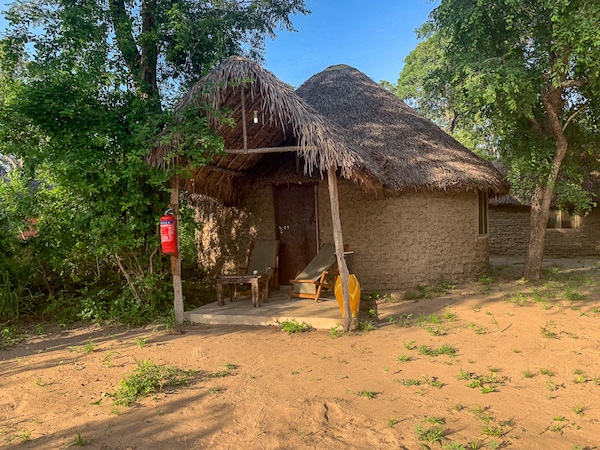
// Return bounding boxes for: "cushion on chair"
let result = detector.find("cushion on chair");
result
[248,240,278,276]
[293,243,337,295]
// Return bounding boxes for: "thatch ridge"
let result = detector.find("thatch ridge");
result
[296,64,507,193]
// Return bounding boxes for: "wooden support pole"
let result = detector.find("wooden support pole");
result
[170,175,184,324]
[327,166,353,331]
[241,87,248,153]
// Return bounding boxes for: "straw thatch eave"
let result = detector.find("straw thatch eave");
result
[296,64,507,194]
[149,56,374,203]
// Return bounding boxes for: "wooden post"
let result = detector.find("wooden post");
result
[327,166,352,331]
[241,87,248,153]
[170,175,184,324]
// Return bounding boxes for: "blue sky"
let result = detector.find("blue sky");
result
[0,0,438,87]
[264,0,439,87]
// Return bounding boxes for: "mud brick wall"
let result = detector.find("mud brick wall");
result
[489,207,600,257]
[317,180,488,291]
[192,180,489,290]
[191,187,275,276]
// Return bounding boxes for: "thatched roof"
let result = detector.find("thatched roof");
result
[295,64,506,194]
[151,56,360,202]
[154,57,506,203]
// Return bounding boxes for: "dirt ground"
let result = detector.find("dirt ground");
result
[2,257,600,449]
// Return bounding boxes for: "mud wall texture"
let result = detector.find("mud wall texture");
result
[489,207,600,257]
[190,187,275,276]
[192,180,489,290]
[317,181,488,291]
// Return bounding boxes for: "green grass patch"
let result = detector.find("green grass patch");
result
[112,359,196,407]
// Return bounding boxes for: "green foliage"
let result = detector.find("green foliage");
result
[0,0,307,325]
[278,319,313,333]
[357,319,377,332]
[431,0,600,214]
[414,424,448,444]
[113,359,196,407]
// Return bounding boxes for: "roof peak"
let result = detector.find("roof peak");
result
[324,64,355,71]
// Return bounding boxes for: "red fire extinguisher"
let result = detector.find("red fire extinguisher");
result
[160,209,178,254]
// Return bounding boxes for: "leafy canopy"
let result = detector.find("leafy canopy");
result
[429,0,600,212]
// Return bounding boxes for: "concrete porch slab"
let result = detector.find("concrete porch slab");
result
[184,289,343,329]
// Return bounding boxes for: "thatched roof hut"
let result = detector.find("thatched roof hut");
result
[295,64,506,194]
[152,57,506,204]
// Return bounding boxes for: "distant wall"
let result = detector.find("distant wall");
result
[489,207,600,256]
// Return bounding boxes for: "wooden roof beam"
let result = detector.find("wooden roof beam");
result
[225,146,309,154]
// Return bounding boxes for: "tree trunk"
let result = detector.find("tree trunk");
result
[522,88,569,280]
[108,0,159,103]
[141,0,159,100]
[523,184,554,280]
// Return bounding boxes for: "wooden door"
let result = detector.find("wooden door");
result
[274,183,319,284]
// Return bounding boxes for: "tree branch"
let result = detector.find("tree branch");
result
[562,107,586,132]
[108,0,142,79]
[561,79,588,89]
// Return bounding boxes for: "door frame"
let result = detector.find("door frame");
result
[272,182,321,282]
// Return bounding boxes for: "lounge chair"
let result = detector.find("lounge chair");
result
[241,239,280,286]
[289,243,338,302]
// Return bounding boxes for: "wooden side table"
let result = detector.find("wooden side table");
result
[215,274,269,307]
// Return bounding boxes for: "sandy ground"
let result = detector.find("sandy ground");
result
[2,257,600,449]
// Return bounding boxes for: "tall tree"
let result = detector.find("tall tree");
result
[430,0,600,279]
[0,0,307,317]
[383,25,499,159]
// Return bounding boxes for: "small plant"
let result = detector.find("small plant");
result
[443,442,467,450]
[278,319,313,333]
[478,275,493,284]
[523,369,535,378]
[396,378,422,386]
[403,340,416,350]
[112,359,196,407]
[83,339,95,354]
[414,424,447,445]
[70,430,86,446]
[418,344,458,357]
[425,326,446,336]
[452,403,464,412]
[134,337,148,348]
[356,390,376,399]
[388,314,413,327]
[18,429,31,442]
[443,308,457,321]
[572,404,586,416]
[540,323,558,339]
[210,370,231,378]
[481,425,503,437]
[102,351,118,368]
[540,368,555,376]
[328,324,343,337]
[387,418,398,427]
[396,354,411,363]
[35,377,46,387]
[208,387,221,394]
[425,416,446,424]
[357,319,377,332]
